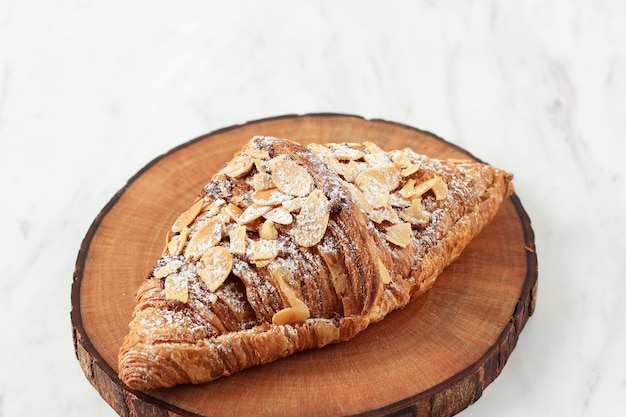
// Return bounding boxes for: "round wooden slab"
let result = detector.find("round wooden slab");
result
[71,114,537,417]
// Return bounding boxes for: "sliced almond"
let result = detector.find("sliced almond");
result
[163,230,172,255]
[201,198,226,214]
[356,165,402,193]
[228,225,247,255]
[171,198,204,233]
[251,149,270,160]
[221,153,254,179]
[223,203,244,223]
[185,218,223,260]
[259,220,278,240]
[361,187,390,209]
[292,189,330,247]
[197,246,233,292]
[399,179,416,199]
[401,164,420,177]
[252,172,274,191]
[413,176,448,200]
[251,259,273,268]
[263,207,293,225]
[400,198,429,224]
[282,197,307,212]
[390,148,414,168]
[251,188,292,206]
[253,158,267,174]
[164,273,189,303]
[238,203,272,225]
[377,257,393,284]
[330,145,364,161]
[342,160,361,183]
[248,239,279,261]
[272,306,310,325]
[154,260,183,279]
[363,142,392,167]
[271,159,314,197]
[167,238,179,256]
[385,222,412,248]
[176,227,191,255]
[370,205,401,224]
[431,175,449,200]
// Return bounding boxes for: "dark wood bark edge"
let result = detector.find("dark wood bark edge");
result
[71,113,538,417]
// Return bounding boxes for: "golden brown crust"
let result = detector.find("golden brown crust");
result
[118,136,513,390]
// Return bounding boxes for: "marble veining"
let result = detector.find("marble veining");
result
[1,1,625,416]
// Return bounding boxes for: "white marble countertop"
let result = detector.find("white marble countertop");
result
[1,1,625,416]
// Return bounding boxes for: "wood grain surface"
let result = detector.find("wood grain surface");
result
[71,114,538,417]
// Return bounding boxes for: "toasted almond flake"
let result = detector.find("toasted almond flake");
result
[176,227,191,255]
[342,160,361,183]
[238,203,272,225]
[223,203,244,223]
[401,164,420,177]
[267,154,288,168]
[171,199,204,233]
[251,188,292,206]
[282,197,307,212]
[221,153,254,179]
[377,258,393,284]
[167,239,179,256]
[271,158,314,197]
[201,199,226,217]
[272,306,310,325]
[252,172,274,191]
[355,166,402,194]
[390,149,414,168]
[185,218,223,260]
[229,225,247,255]
[164,274,189,303]
[197,246,233,292]
[400,198,430,224]
[263,206,293,225]
[307,143,332,156]
[251,259,273,268]
[331,146,364,161]
[292,189,330,247]
[162,230,172,255]
[154,260,183,279]
[385,222,412,248]
[431,176,448,200]
[248,239,279,261]
[251,149,270,160]
[361,187,390,209]
[370,205,401,224]
[259,220,278,240]
[253,158,267,173]
[413,176,448,200]
[399,179,416,199]
[412,177,439,197]
[363,142,392,167]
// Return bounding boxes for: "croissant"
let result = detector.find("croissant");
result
[118,136,513,390]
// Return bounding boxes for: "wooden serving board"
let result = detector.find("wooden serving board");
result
[71,114,537,417]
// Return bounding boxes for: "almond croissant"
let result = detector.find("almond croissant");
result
[118,136,513,390]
